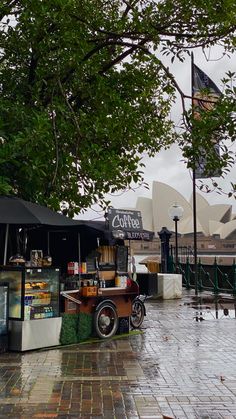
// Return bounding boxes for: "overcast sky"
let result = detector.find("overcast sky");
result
[77,48,236,221]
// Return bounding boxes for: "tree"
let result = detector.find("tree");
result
[0,0,235,215]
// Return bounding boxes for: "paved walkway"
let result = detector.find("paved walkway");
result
[1,290,236,418]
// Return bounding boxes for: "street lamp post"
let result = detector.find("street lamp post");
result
[168,203,184,273]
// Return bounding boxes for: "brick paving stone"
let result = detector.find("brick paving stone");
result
[1,290,236,418]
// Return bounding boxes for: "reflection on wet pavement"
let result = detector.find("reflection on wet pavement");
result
[185,294,236,321]
[0,290,236,418]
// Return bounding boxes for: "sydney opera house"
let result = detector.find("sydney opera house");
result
[132,182,236,264]
[135,181,236,239]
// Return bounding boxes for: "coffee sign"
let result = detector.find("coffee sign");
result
[107,208,143,232]
[126,230,154,241]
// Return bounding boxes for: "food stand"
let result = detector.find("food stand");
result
[0,196,82,351]
[61,209,153,340]
[0,198,153,349]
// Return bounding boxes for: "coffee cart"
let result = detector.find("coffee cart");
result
[61,279,145,339]
[61,209,153,339]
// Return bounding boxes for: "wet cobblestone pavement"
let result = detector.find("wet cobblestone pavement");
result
[1,290,236,418]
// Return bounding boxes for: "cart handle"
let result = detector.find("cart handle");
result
[60,291,82,305]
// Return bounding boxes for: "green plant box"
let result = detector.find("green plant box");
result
[78,312,93,342]
[60,312,93,345]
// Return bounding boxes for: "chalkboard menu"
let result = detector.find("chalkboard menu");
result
[116,246,128,272]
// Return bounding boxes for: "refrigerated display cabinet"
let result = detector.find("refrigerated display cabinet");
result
[0,283,9,352]
[0,267,62,351]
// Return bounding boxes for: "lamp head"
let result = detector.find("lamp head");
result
[168,203,184,222]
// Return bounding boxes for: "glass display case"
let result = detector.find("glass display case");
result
[0,267,60,320]
[0,267,62,351]
[0,283,9,352]
[25,268,60,320]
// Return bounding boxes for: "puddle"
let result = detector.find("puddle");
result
[184,296,236,321]
[194,309,236,321]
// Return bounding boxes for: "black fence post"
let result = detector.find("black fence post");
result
[158,227,172,273]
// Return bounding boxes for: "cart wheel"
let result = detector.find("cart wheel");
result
[94,302,118,339]
[130,299,145,329]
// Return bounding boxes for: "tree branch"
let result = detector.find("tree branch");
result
[81,39,147,63]
[57,77,83,151]
[121,0,139,19]
[99,37,149,74]
[50,90,59,189]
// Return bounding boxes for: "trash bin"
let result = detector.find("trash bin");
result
[136,273,158,296]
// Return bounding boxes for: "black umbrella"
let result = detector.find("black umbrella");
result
[0,196,81,226]
[0,196,81,264]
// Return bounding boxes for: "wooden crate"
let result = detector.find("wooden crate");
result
[82,286,97,297]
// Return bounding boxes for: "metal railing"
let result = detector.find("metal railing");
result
[170,245,194,264]
[171,256,236,295]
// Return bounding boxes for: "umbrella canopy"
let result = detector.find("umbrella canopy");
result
[0,197,155,266]
[0,196,80,226]
[0,196,83,264]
